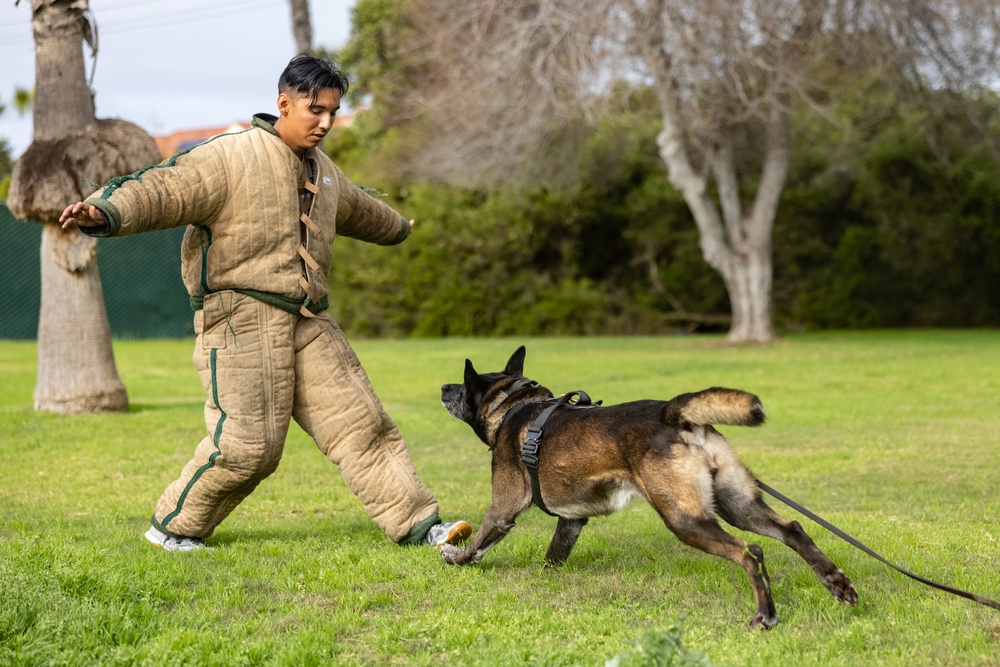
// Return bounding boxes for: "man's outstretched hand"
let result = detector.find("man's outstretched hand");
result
[59,202,105,229]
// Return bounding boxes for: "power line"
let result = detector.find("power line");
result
[97,0,210,13]
[99,0,283,33]
[0,0,286,47]
[0,0,199,33]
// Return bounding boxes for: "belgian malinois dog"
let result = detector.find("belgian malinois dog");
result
[439,346,858,629]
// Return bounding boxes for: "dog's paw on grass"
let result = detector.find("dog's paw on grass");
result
[822,569,859,605]
[749,610,779,630]
[439,543,464,564]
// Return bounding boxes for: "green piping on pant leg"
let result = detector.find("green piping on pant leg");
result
[162,347,225,530]
[149,514,176,536]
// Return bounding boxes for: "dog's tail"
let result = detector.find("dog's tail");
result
[665,387,765,427]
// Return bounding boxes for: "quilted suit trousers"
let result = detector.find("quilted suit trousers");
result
[150,291,439,542]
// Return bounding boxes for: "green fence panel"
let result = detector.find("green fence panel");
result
[1,202,193,339]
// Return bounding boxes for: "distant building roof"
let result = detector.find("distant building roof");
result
[153,123,251,157]
[153,112,359,157]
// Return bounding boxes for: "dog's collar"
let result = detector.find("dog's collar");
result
[507,378,540,394]
[486,378,542,422]
[483,378,546,446]
[492,379,550,436]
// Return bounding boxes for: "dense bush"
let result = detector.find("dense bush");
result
[328,111,727,337]
[778,96,1000,329]
[326,89,1000,338]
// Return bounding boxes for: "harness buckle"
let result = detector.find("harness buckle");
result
[521,436,541,469]
[519,390,603,518]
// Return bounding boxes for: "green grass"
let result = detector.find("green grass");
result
[1,331,999,666]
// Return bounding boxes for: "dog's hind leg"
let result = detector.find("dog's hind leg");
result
[661,509,778,629]
[638,452,779,629]
[709,452,858,605]
[544,517,589,566]
[689,427,858,606]
[715,487,858,606]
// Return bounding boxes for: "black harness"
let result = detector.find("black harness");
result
[519,390,601,517]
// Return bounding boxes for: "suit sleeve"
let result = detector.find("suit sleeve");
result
[332,166,410,245]
[80,144,229,238]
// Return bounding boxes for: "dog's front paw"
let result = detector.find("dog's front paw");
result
[440,543,465,565]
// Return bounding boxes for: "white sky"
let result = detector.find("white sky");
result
[0,0,355,158]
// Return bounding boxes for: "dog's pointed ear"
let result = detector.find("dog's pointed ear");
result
[463,358,482,388]
[504,346,526,376]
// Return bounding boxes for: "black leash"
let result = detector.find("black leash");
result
[515,388,998,611]
[521,391,600,517]
[757,480,1000,610]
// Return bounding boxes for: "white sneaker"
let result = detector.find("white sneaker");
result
[425,520,472,547]
[144,525,210,552]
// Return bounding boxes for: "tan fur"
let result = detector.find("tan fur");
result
[679,387,764,426]
[439,346,858,629]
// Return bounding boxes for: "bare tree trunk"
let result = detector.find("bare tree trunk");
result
[642,3,783,343]
[718,246,775,344]
[654,124,778,343]
[289,0,313,54]
[653,118,783,342]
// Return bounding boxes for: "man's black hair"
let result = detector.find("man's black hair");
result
[278,54,349,103]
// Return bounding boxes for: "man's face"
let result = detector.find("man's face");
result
[275,87,341,155]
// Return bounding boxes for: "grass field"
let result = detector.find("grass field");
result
[1,331,998,666]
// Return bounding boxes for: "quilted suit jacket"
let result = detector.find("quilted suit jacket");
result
[82,114,410,308]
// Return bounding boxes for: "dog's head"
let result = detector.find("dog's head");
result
[441,345,535,445]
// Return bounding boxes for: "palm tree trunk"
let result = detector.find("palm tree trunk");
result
[30,0,95,140]
[8,0,130,413]
[35,224,128,412]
